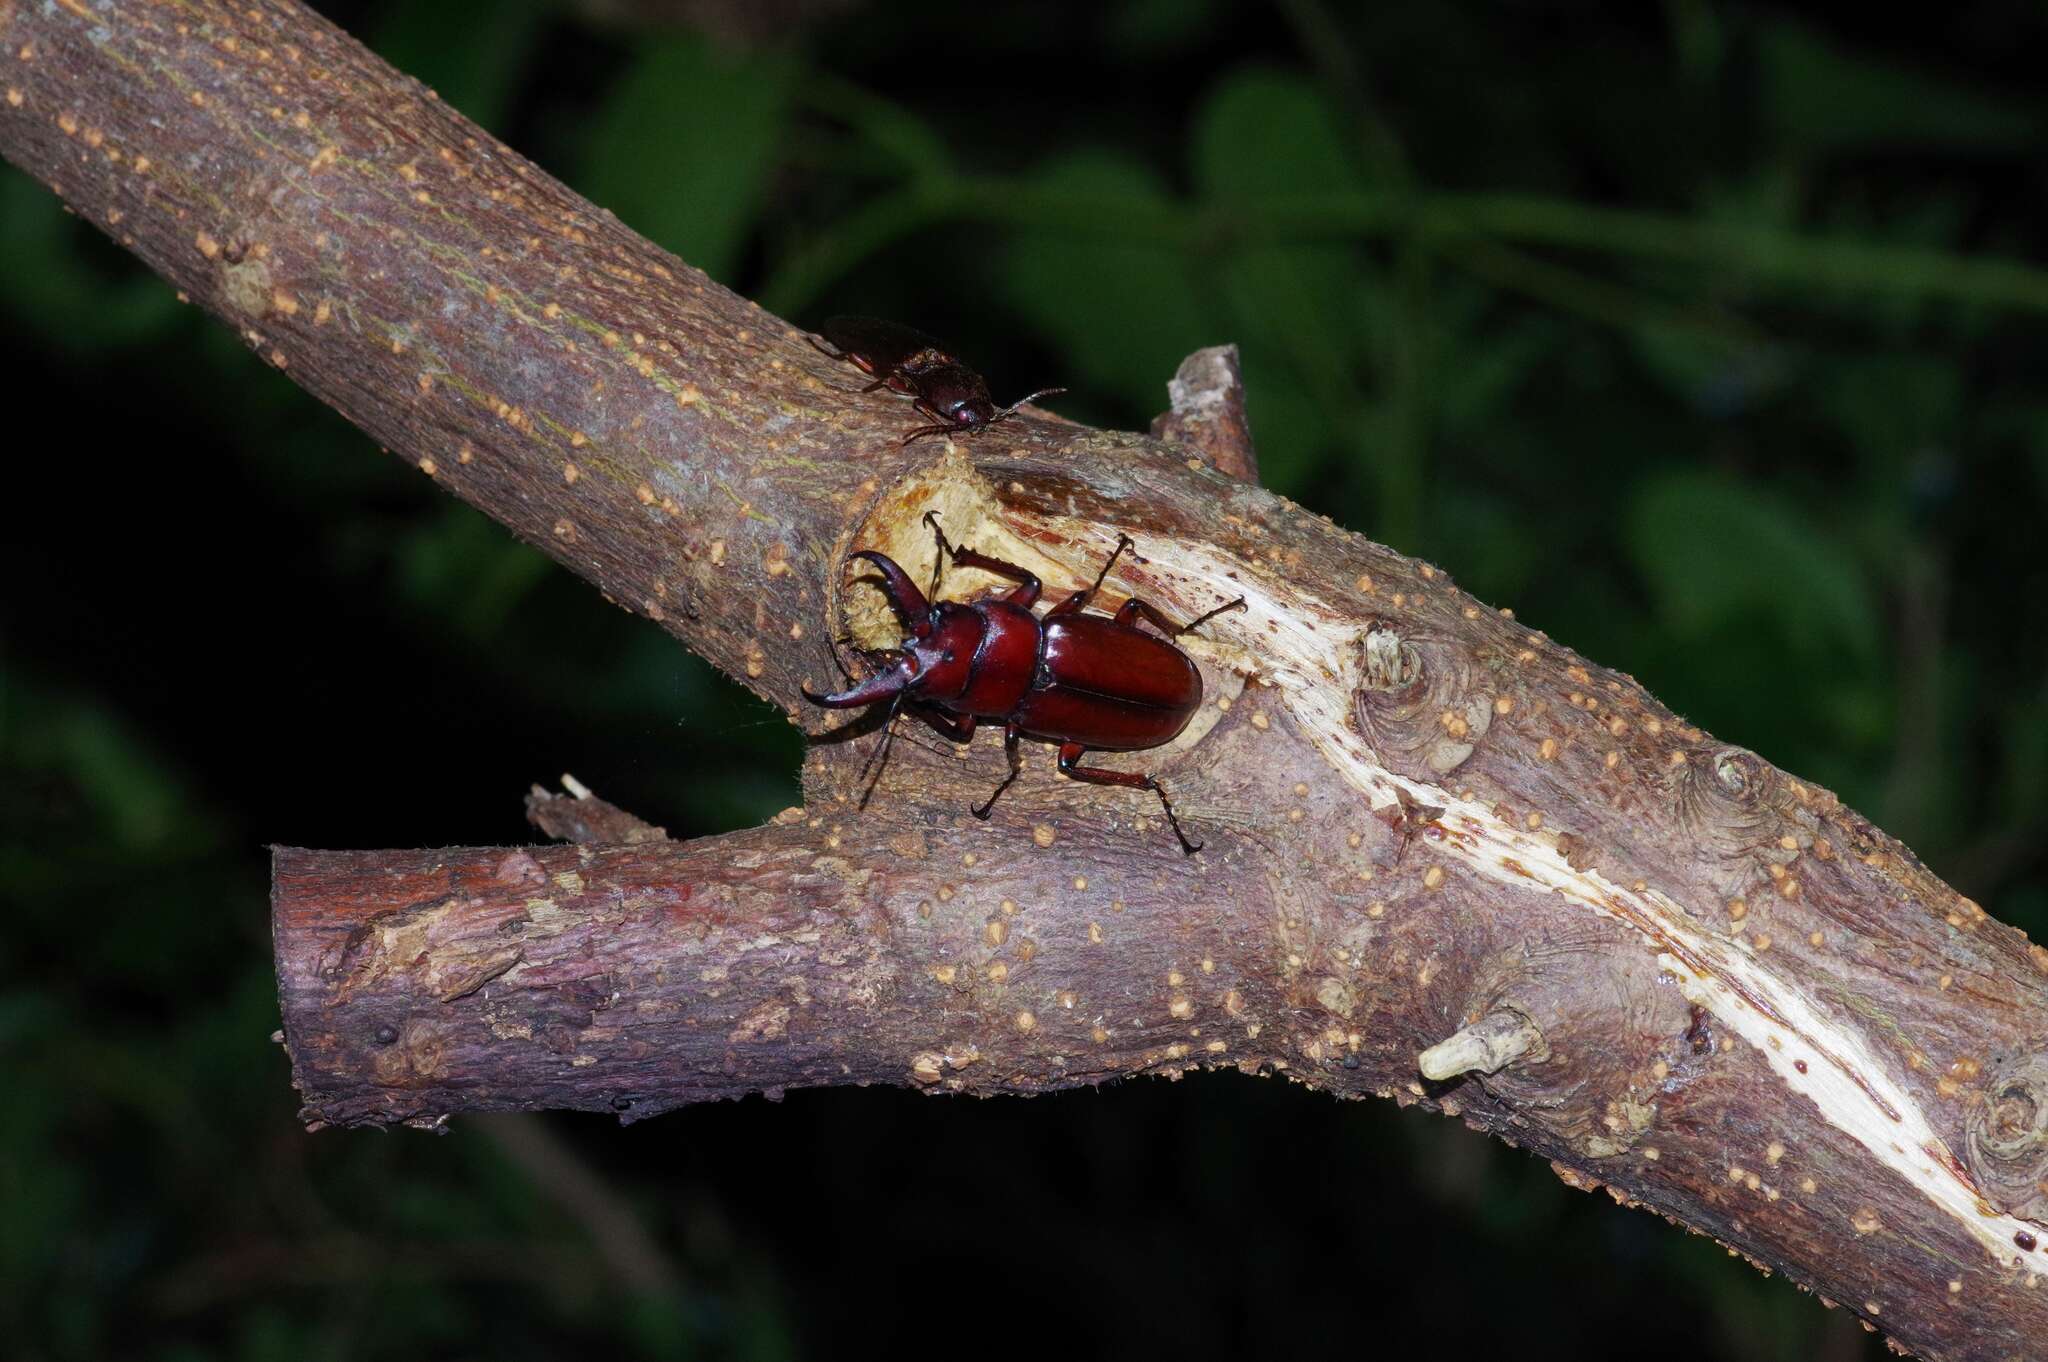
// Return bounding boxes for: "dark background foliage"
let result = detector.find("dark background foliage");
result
[4,2,2046,1358]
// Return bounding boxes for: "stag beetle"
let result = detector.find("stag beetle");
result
[805,513,1245,852]
[810,316,1065,445]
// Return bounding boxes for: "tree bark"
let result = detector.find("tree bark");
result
[7,3,2048,1357]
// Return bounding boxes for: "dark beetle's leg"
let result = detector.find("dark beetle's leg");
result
[1111,594,1248,637]
[1055,742,1202,854]
[973,725,1024,820]
[1048,535,1134,618]
[809,337,889,395]
[923,511,1042,607]
[809,335,882,378]
[900,422,958,445]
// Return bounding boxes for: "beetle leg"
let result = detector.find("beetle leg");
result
[972,724,1024,820]
[1048,535,1134,617]
[924,511,1043,607]
[861,377,892,393]
[920,707,976,744]
[1055,742,1202,854]
[1175,595,1249,636]
[809,335,883,378]
[1111,594,1248,637]
[900,422,959,445]
[951,547,1043,607]
[902,397,975,445]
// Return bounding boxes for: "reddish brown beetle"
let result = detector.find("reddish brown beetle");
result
[810,316,1065,445]
[806,513,1245,852]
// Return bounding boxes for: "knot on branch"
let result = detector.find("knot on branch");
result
[1351,623,1493,776]
[1671,745,1802,895]
[1425,937,1690,1160]
[1966,1049,2048,1226]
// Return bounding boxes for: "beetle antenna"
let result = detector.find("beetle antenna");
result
[994,387,1067,422]
[856,689,909,808]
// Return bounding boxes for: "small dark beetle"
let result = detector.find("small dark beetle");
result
[806,513,1245,852]
[810,316,1065,445]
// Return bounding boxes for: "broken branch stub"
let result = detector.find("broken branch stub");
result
[1418,1008,1547,1081]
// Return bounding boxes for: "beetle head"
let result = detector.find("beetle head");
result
[804,601,981,710]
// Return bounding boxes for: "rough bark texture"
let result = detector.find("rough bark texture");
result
[8,4,2048,1358]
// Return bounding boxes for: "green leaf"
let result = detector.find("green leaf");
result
[1000,151,1221,412]
[1235,362,1326,496]
[1192,68,1363,200]
[580,37,794,282]
[1626,471,1880,665]
[1191,70,1371,378]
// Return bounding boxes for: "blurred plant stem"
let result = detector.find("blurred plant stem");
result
[475,1113,684,1298]
[1376,240,1431,552]
[764,179,2048,321]
[1436,233,1766,351]
[1879,544,1948,849]
[1272,0,1411,182]
[761,183,945,317]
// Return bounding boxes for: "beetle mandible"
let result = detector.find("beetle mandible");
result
[805,512,1246,852]
[809,316,1066,445]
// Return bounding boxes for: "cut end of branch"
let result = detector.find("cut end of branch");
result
[1418,1008,1546,1081]
[1151,344,1258,484]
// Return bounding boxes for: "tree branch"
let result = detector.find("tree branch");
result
[10,3,2048,1357]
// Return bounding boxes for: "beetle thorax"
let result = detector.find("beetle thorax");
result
[918,365,996,427]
